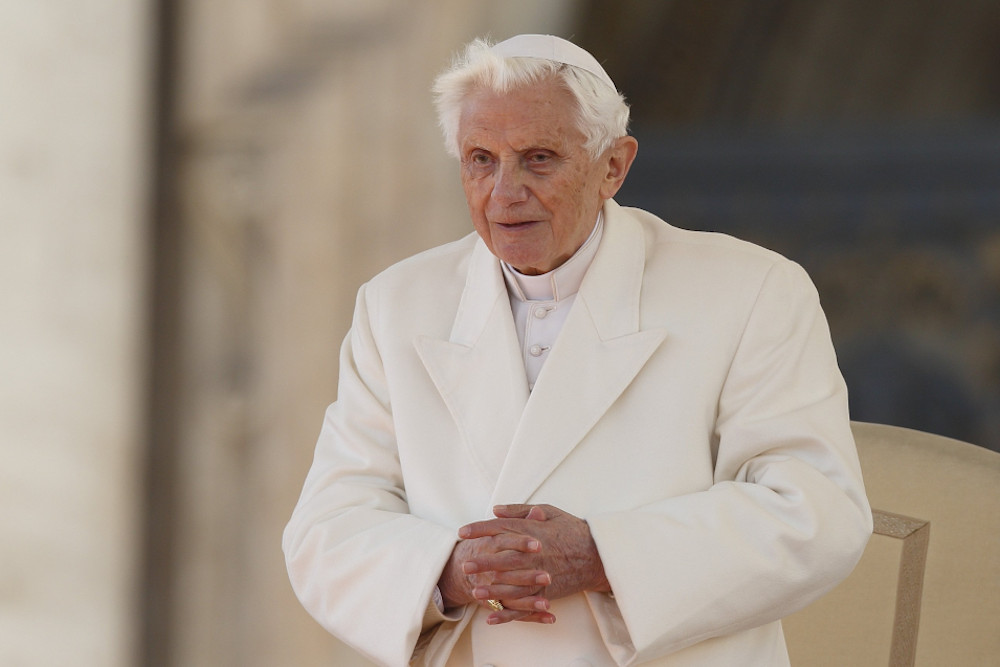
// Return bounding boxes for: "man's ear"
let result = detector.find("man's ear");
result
[599,135,639,200]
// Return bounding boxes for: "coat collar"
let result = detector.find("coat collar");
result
[414,238,529,495]
[416,200,666,504]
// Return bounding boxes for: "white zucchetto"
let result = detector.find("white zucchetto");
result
[491,34,617,92]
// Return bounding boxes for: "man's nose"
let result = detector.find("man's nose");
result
[491,161,528,205]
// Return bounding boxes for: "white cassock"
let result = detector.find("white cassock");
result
[283,198,872,666]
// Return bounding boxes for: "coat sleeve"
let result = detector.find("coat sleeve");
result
[585,259,872,662]
[282,283,459,667]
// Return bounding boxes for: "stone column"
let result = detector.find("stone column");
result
[0,1,153,666]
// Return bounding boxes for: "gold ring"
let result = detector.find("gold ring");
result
[486,599,504,612]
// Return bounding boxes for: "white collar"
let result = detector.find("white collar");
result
[502,211,604,302]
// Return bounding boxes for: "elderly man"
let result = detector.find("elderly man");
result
[283,34,871,666]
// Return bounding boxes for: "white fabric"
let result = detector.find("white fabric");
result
[503,214,603,389]
[492,34,618,92]
[282,199,872,667]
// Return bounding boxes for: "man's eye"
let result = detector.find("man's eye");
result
[528,152,552,163]
[471,153,492,165]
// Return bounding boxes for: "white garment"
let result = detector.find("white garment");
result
[502,213,603,389]
[283,199,872,667]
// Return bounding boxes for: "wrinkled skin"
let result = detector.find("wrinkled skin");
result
[438,504,611,624]
[458,79,637,275]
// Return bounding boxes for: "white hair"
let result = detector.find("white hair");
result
[432,37,631,160]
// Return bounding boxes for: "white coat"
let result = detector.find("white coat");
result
[283,199,872,666]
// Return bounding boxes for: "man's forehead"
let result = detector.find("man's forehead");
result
[458,86,584,152]
[460,80,572,113]
[459,118,578,152]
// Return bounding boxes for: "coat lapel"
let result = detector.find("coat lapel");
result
[491,202,667,504]
[414,241,529,492]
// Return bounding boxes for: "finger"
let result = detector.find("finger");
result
[493,504,559,521]
[460,533,541,557]
[491,504,535,519]
[485,607,555,625]
[488,569,551,588]
[459,518,526,539]
[473,584,546,604]
[463,549,539,575]
[486,608,557,625]
[525,505,549,521]
[468,570,548,603]
[475,586,552,613]
[485,608,525,625]
[513,611,557,624]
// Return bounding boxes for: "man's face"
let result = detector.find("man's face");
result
[457,80,612,275]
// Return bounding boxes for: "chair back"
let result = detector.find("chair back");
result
[783,422,1000,666]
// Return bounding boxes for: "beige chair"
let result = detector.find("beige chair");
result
[783,422,1000,666]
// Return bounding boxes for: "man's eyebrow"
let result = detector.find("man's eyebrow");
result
[514,142,562,154]
[459,141,491,153]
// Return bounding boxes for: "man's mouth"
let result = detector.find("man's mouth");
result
[496,220,538,229]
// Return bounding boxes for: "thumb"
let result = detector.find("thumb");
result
[492,503,534,519]
[526,506,551,521]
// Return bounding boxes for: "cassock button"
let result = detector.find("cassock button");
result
[529,344,544,357]
[534,306,550,319]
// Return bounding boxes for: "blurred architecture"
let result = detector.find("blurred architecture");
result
[582,1,1000,448]
[1,1,152,665]
[2,1,997,666]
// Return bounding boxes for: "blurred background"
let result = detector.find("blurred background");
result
[1,1,997,665]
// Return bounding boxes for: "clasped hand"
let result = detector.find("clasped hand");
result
[438,504,610,625]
